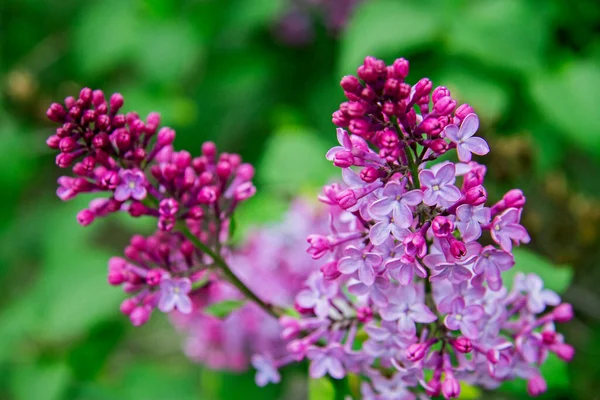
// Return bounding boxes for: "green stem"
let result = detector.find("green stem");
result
[180,227,283,319]
[330,376,352,400]
[391,117,420,189]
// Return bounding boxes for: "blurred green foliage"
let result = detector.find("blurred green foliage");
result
[1,0,599,399]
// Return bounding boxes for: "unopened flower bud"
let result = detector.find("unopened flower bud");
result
[553,303,574,323]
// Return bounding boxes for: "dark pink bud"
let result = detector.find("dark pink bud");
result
[82,110,96,126]
[130,306,151,326]
[110,93,124,112]
[280,316,302,340]
[383,78,400,97]
[542,331,557,345]
[356,306,373,323]
[46,135,61,149]
[357,65,378,82]
[434,96,457,116]
[216,160,232,178]
[419,117,442,136]
[146,269,164,286]
[129,202,149,217]
[432,86,451,103]
[347,101,367,118]
[553,303,574,323]
[156,127,175,147]
[527,376,547,397]
[428,138,449,154]
[340,75,362,93]
[414,78,432,100]
[59,137,77,153]
[453,337,472,353]
[180,240,194,257]
[334,151,354,168]
[77,208,96,226]
[360,166,380,183]
[392,58,409,79]
[336,189,358,209]
[360,86,377,102]
[406,343,428,361]
[47,103,67,122]
[442,376,461,399]
[112,114,126,127]
[432,216,454,237]
[307,234,332,259]
[332,110,350,127]
[92,132,109,149]
[349,118,370,136]
[130,235,147,251]
[120,298,137,315]
[455,103,474,121]
[503,189,526,209]
[449,238,467,259]
[94,114,109,131]
[146,112,161,133]
[197,186,219,204]
[108,270,126,285]
[159,198,179,217]
[202,141,217,158]
[79,87,93,105]
[115,129,131,150]
[403,233,426,258]
[381,100,397,115]
[553,343,575,362]
[188,206,204,220]
[320,260,341,280]
[65,96,76,109]
[425,379,441,397]
[56,152,75,168]
[464,185,487,206]
[69,106,82,121]
[236,163,255,181]
[199,171,213,185]
[92,89,105,106]
[378,128,399,149]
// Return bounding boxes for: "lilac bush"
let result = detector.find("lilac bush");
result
[44,55,574,399]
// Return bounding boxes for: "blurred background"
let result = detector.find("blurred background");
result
[1,0,599,399]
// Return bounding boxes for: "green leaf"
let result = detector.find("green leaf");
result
[435,65,509,122]
[73,0,141,76]
[309,377,335,400]
[257,127,337,193]
[503,248,573,294]
[10,360,71,400]
[446,0,550,73]
[340,0,438,74]
[529,60,600,158]
[203,300,246,318]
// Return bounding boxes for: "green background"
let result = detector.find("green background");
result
[1,0,599,398]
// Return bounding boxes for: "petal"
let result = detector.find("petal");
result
[177,278,192,293]
[541,289,561,306]
[422,188,438,206]
[380,305,403,321]
[175,294,193,314]
[338,257,360,274]
[445,315,460,331]
[393,204,414,229]
[327,358,346,379]
[397,315,416,336]
[456,144,472,163]
[461,220,482,243]
[309,358,328,379]
[358,263,375,286]
[158,292,176,313]
[370,197,394,217]
[348,282,369,296]
[326,146,344,161]
[436,163,456,185]
[460,113,480,139]
[439,185,462,203]
[465,305,484,320]
[443,124,460,142]
[402,189,424,206]
[296,289,317,308]
[410,304,437,323]
[461,320,480,339]
[418,170,435,187]
[463,137,490,156]
[369,221,392,246]
[450,265,473,283]
[114,185,131,201]
[397,264,413,285]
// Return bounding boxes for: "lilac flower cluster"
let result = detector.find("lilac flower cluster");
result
[170,201,325,372]
[253,57,574,398]
[46,89,258,324]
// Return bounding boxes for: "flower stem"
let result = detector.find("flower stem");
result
[180,227,283,319]
[391,117,420,189]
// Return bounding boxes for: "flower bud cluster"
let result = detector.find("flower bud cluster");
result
[46,90,257,323]
[250,57,574,399]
